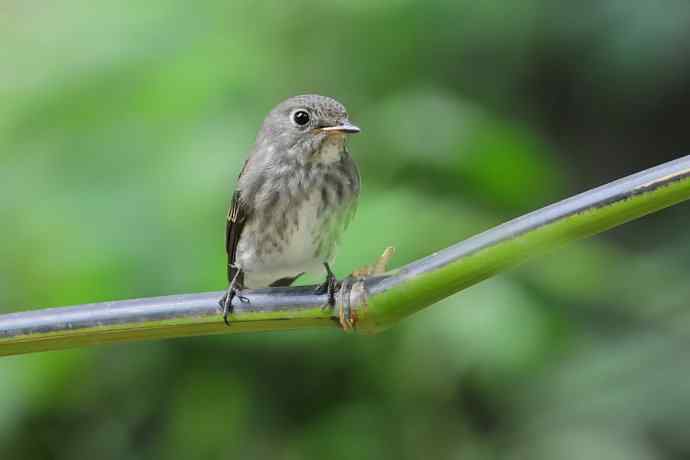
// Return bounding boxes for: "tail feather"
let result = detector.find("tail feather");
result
[269,273,304,287]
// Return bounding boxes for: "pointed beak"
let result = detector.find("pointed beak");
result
[319,121,361,134]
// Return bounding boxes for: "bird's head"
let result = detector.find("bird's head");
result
[255,94,360,162]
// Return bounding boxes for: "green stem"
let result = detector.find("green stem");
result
[356,156,690,332]
[1,156,690,355]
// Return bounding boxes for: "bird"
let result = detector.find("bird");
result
[219,94,361,326]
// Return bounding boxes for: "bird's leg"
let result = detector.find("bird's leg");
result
[314,249,397,331]
[218,266,248,326]
[314,262,340,307]
[316,263,357,330]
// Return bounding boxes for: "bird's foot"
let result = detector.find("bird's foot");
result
[314,264,340,306]
[315,263,356,330]
[218,285,249,326]
[314,249,396,331]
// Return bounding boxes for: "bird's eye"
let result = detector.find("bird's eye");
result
[292,110,310,126]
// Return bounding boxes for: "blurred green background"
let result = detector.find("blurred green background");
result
[2,1,690,459]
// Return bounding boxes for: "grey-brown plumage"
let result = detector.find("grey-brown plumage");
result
[220,95,361,323]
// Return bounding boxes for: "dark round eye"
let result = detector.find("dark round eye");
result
[292,110,310,126]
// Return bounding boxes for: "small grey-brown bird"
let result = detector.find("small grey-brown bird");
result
[220,94,361,324]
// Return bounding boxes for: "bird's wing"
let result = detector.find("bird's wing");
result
[341,152,361,231]
[225,189,248,283]
[226,160,251,284]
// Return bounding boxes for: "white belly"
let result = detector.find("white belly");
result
[235,191,333,288]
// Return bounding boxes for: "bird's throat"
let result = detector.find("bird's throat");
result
[315,134,346,165]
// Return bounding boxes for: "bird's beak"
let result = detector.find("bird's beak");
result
[319,121,361,134]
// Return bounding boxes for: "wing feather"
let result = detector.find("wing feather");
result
[225,190,248,283]
[225,160,251,285]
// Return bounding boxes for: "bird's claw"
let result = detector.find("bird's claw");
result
[218,288,249,326]
[317,277,354,331]
[314,273,340,307]
[315,263,355,331]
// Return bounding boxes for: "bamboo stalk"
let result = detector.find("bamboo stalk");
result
[2,156,690,356]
